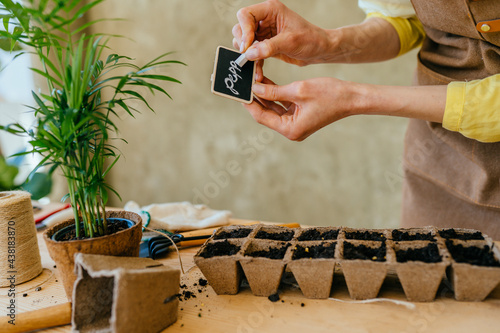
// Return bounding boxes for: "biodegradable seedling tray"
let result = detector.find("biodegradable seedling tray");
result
[212,225,256,240]
[193,239,246,295]
[393,241,448,302]
[194,225,500,302]
[239,239,291,296]
[445,238,500,301]
[254,225,296,241]
[72,253,179,333]
[296,227,339,241]
[340,240,390,300]
[287,241,337,298]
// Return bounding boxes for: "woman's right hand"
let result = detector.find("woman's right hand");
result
[232,0,331,67]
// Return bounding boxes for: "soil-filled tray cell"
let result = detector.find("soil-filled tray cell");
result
[244,241,290,259]
[254,225,295,242]
[197,240,242,258]
[239,240,290,297]
[445,240,499,267]
[396,243,442,263]
[213,225,256,240]
[288,241,337,299]
[392,229,436,242]
[297,227,339,241]
[194,239,246,295]
[292,242,336,260]
[438,228,484,241]
[344,230,386,242]
[445,239,500,301]
[393,242,447,302]
[342,241,387,262]
[340,241,389,300]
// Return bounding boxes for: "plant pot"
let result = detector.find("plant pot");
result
[393,241,448,302]
[340,240,389,300]
[44,210,142,300]
[194,239,246,295]
[288,240,338,299]
[239,239,291,297]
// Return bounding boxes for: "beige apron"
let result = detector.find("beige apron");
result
[403,0,500,239]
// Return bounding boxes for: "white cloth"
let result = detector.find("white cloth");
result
[124,201,231,231]
[358,0,416,18]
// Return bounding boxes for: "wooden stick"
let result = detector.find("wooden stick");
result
[0,302,71,333]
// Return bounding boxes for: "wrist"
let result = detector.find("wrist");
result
[356,84,447,122]
[343,82,373,118]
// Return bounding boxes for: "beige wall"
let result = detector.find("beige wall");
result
[87,0,418,228]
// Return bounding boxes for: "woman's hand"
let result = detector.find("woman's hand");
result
[244,77,363,141]
[232,0,331,67]
[232,0,402,69]
[244,77,447,141]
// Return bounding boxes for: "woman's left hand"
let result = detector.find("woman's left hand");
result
[245,76,363,141]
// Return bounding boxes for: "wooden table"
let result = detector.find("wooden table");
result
[1,219,500,333]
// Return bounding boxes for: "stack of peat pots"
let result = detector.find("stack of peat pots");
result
[194,224,500,302]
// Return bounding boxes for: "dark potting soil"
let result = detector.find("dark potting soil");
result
[199,240,241,258]
[268,293,280,302]
[213,228,252,240]
[297,229,338,241]
[57,219,130,241]
[343,242,386,262]
[392,230,436,242]
[344,231,385,242]
[179,290,196,301]
[198,278,208,287]
[396,243,442,263]
[439,229,484,240]
[445,240,500,267]
[255,230,294,241]
[292,243,336,259]
[246,244,290,259]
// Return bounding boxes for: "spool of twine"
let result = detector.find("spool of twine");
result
[0,191,43,286]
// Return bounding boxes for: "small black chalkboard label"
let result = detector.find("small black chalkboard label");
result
[211,46,256,104]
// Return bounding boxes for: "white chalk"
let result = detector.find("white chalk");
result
[236,41,258,67]
[235,53,248,67]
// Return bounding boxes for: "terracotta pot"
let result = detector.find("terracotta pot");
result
[44,210,142,300]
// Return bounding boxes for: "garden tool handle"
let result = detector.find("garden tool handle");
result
[0,302,71,333]
[177,222,301,248]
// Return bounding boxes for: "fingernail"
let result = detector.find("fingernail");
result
[252,83,265,95]
[240,35,245,52]
[256,71,263,82]
[245,47,258,60]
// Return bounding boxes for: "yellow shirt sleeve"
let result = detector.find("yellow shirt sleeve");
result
[443,75,500,143]
[366,12,426,56]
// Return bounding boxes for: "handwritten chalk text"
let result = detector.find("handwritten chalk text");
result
[225,60,242,95]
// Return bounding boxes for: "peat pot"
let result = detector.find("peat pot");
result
[44,210,142,300]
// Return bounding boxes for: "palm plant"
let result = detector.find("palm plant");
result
[0,0,183,238]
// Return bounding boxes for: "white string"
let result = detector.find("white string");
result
[143,226,185,275]
[327,297,416,310]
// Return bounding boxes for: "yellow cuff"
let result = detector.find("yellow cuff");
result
[444,77,500,143]
[367,12,426,56]
[443,81,466,132]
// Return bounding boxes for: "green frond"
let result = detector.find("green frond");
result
[0,0,183,238]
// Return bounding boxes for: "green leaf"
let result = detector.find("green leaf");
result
[0,0,184,238]
[20,172,52,200]
[29,67,63,88]
[0,156,19,190]
[137,74,182,84]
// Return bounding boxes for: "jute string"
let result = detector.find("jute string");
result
[0,191,43,286]
[143,226,185,274]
